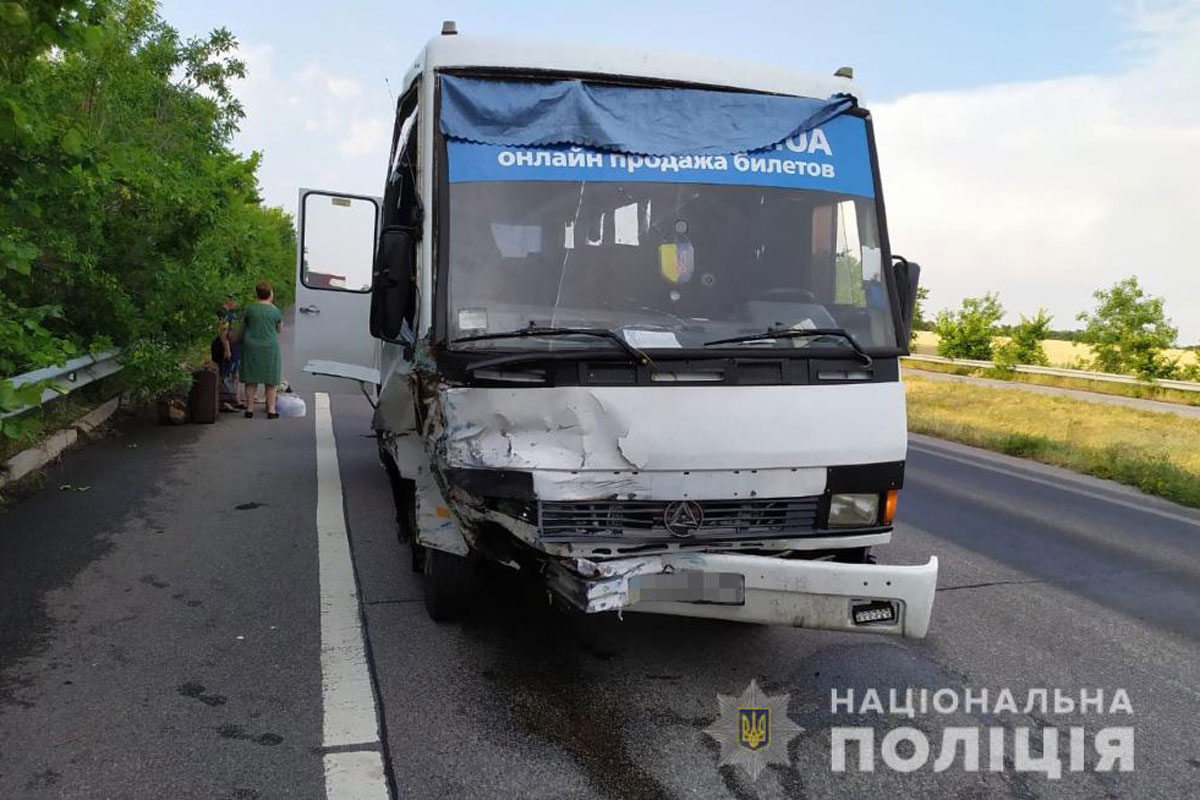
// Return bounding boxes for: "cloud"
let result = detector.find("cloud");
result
[873,2,1200,342]
[302,110,339,132]
[339,117,389,157]
[325,77,362,98]
[226,46,390,209]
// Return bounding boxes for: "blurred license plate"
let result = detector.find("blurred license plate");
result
[629,571,745,605]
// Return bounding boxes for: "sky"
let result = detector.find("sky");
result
[160,0,1200,343]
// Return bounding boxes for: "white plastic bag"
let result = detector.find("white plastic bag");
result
[275,394,306,418]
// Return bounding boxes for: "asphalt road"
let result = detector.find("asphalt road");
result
[2,388,1199,799]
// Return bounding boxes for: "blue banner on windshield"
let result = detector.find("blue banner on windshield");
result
[447,114,874,197]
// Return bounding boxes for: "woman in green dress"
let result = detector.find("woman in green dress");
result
[239,281,283,419]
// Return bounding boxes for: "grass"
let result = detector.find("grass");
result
[905,372,1200,508]
[901,359,1200,407]
[911,330,1198,370]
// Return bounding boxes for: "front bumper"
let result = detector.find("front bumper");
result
[545,552,938,638]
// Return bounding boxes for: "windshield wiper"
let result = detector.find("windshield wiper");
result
[703,327,873,366]
[453,325,653,370]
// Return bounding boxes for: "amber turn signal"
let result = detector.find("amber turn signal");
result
[882,490,898,525]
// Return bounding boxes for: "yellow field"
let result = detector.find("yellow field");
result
[905,373,1200,507]
[911,330,1199,369]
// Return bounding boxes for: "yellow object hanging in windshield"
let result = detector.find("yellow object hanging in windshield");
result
[659,241,695,284]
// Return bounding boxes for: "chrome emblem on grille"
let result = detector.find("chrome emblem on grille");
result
[663,500,704,537]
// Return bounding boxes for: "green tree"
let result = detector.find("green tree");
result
[934,293,1005,360]
[0,0,296,433]
[1077,277,1178,381]
[909,286,931,344]
[0,0,105,437]
[993,309,1052,373]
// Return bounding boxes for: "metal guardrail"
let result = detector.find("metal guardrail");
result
[903,353,1200,393]
[2,349,124,419]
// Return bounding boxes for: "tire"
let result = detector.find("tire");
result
[423,547,475,622]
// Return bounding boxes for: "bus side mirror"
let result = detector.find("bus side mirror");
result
[892,256,921,343]
[370,226,416,343]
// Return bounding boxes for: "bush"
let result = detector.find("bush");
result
[1077,277,1178,381]
[934,293,1005,360]
[993,309,1052,373]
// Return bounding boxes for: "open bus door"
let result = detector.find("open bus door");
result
[291,188,382,395]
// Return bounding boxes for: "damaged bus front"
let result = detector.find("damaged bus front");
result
[293,35,937,637]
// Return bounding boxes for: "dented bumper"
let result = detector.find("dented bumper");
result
[545,552,938,638]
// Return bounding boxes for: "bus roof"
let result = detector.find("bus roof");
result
[402,34,859,103]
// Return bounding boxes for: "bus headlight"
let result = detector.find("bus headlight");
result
[828,493,880,527]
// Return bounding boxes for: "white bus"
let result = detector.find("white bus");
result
[293,26,937,637]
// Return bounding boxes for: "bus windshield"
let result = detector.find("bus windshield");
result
[444,117,897,353]
[447,181,896,352]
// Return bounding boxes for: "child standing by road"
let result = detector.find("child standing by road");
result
[212,294,245,412]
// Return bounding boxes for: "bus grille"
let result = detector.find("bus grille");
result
[537,497,821,540]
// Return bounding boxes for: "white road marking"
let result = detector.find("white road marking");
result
[909,440,1200,529]
[315,393,390,800]
[324,751,389,800]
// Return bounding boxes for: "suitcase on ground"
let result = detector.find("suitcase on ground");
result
[188,368,219,424]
